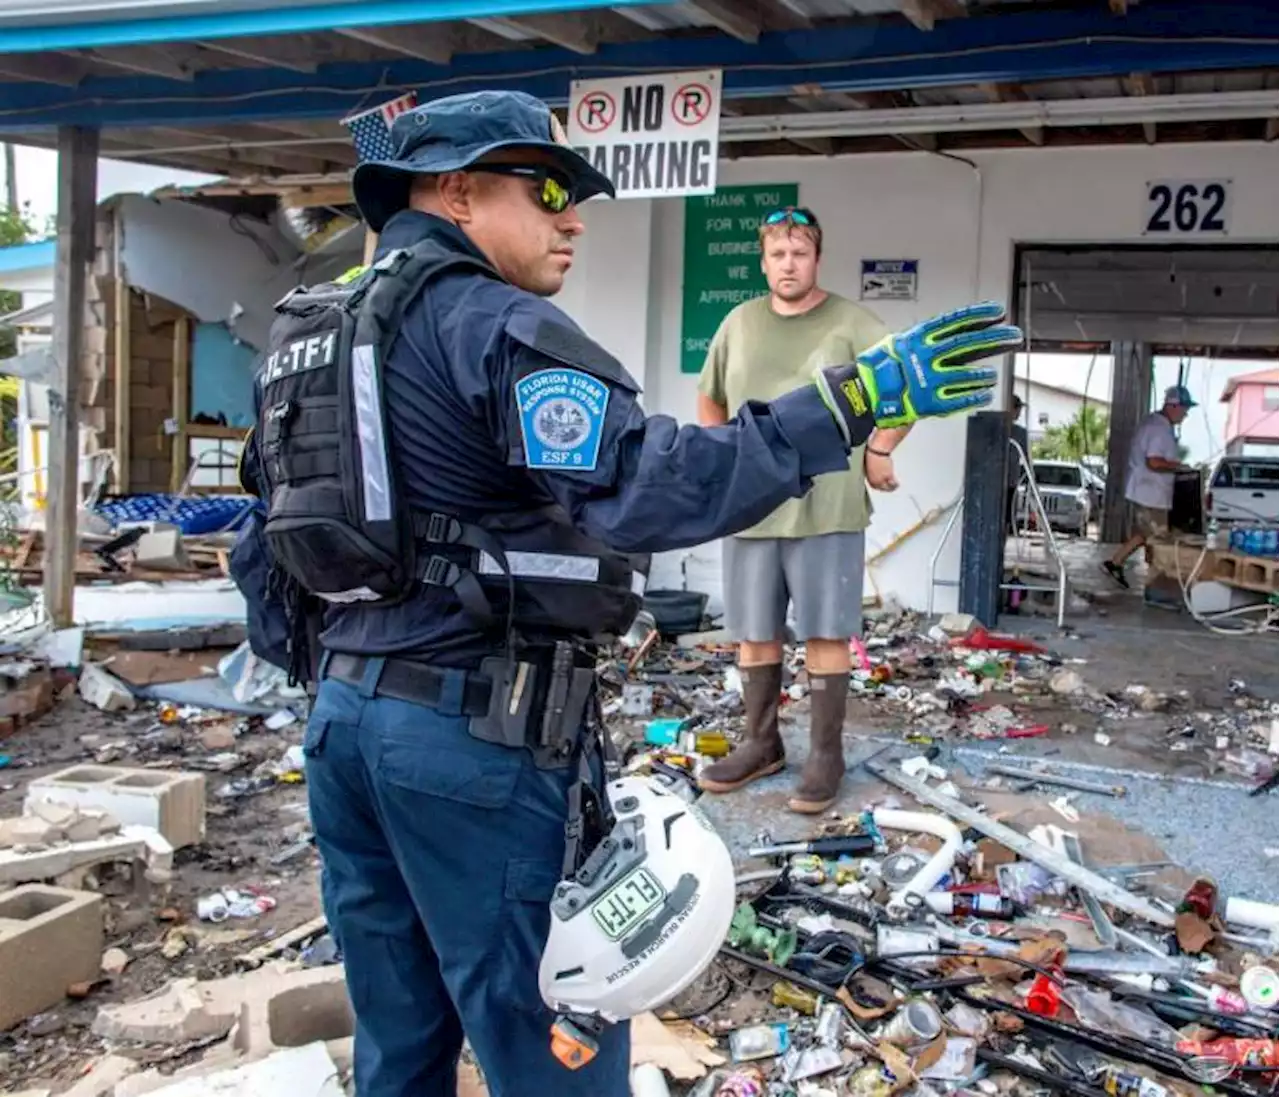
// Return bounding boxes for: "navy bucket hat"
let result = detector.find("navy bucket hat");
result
[352,89,616,232]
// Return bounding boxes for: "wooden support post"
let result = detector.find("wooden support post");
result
[112,217,131,494]
[170,315,191,493]
[362,228,378,267]
[43,125,98,628]
[1102,340,1153,545]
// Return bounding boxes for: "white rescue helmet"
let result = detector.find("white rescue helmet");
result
[539,775,736,1023]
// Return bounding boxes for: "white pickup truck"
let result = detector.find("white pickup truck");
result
[1205,455,1279,527]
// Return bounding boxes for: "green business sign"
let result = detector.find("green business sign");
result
[679,182,799,374]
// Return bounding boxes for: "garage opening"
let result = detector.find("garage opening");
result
[996,243,1278,630]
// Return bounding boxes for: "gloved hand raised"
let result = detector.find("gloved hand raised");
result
[814,302,1024,447]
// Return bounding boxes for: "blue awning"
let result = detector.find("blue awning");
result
[0,0,671,51]
[0,239,55,274]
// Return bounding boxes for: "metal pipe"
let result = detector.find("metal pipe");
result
[865,750,1176,928]
[720,91,1279,142]
[871,808,963,917]
[984,763,1126,797]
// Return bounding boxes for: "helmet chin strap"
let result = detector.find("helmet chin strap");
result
[561,682,617,879]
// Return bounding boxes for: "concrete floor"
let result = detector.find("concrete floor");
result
[697,528,1280,904]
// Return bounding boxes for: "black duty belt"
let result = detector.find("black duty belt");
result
[322,653,493,716]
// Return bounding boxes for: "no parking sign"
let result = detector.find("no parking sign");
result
[567,70,721,199]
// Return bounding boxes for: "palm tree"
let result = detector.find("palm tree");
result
[1032,405,1110,462]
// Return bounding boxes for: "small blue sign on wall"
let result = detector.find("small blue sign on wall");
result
[860,259,919,301]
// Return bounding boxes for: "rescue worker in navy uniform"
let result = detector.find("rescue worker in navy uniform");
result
[231,89,1022,1097]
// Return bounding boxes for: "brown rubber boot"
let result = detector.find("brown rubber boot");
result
[698,664,785,793]
[788,671,849,814]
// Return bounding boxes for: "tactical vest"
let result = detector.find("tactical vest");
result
[248,239,648,643]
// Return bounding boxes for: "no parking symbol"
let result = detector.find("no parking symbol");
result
[567,69,722,199]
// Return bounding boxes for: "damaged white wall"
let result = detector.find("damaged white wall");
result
[116,194,359,351]
[560,141,1279,618]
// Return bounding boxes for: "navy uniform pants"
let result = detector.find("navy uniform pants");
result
[302,664,631,1097]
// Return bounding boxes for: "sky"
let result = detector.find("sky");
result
[1015,350,1274,467]
[5,144,219,226]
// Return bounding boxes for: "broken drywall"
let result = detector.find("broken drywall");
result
[116,196,357,351]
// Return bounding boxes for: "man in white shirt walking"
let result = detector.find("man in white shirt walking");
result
[1101,385,1195,588]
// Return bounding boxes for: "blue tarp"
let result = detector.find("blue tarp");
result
[95,493,258,535]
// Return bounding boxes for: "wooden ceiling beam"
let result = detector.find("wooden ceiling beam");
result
[788,84,936,148]
[898,0,967,32]
[114,127,348,174]
[250,118,349,141]
[0,53,89,86]
[72,44,201,81]
[790,84,904,111]
[760,0,811,30]
[335,23,454,64]
[786,136,834,155]
[96,140,269,179]
[476,13,599,54]
[1122,72,1158,144]
[161,122,354,157]
[194,34,322,72]
[685,0,762,43]
[979,81,1045,145]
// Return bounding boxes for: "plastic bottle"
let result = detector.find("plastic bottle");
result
[924,891,1017,919]
[1206,518,1220,551]
[1266,528,1279,557]
[1101,1067,1169,1097]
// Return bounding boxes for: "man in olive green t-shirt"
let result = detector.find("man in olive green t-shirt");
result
[695,206,910,814]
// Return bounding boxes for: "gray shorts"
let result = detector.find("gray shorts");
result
[722,532,866,642]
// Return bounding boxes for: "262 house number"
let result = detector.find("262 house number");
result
[1144,180,1231,235]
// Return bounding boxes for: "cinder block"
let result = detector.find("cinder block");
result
[134,1043,343,1097]
[131,329,176,362]
[133,526,190,572]
[26,765,205,849]
[231,965,353,1058]
[93,964,351,1051]
[93,976,239,1044]
[0,884,103,1030]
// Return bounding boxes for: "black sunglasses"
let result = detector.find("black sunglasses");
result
[466,163,577,214]
[763,206,819,228]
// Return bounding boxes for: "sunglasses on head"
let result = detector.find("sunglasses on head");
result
[763,206,819,228]
[466,163,577,214]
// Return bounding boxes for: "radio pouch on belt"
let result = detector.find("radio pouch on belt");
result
[471,642,599,769]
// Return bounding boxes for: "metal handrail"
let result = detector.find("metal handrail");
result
[1007,438,1068,628]
[926,498,964,618]
[926,440,1069,627]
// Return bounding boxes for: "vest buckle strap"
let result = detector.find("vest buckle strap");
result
[421,554,462,588]
[424,512,463,544]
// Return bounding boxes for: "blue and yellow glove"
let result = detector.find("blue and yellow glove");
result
[815,302,1024,447]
